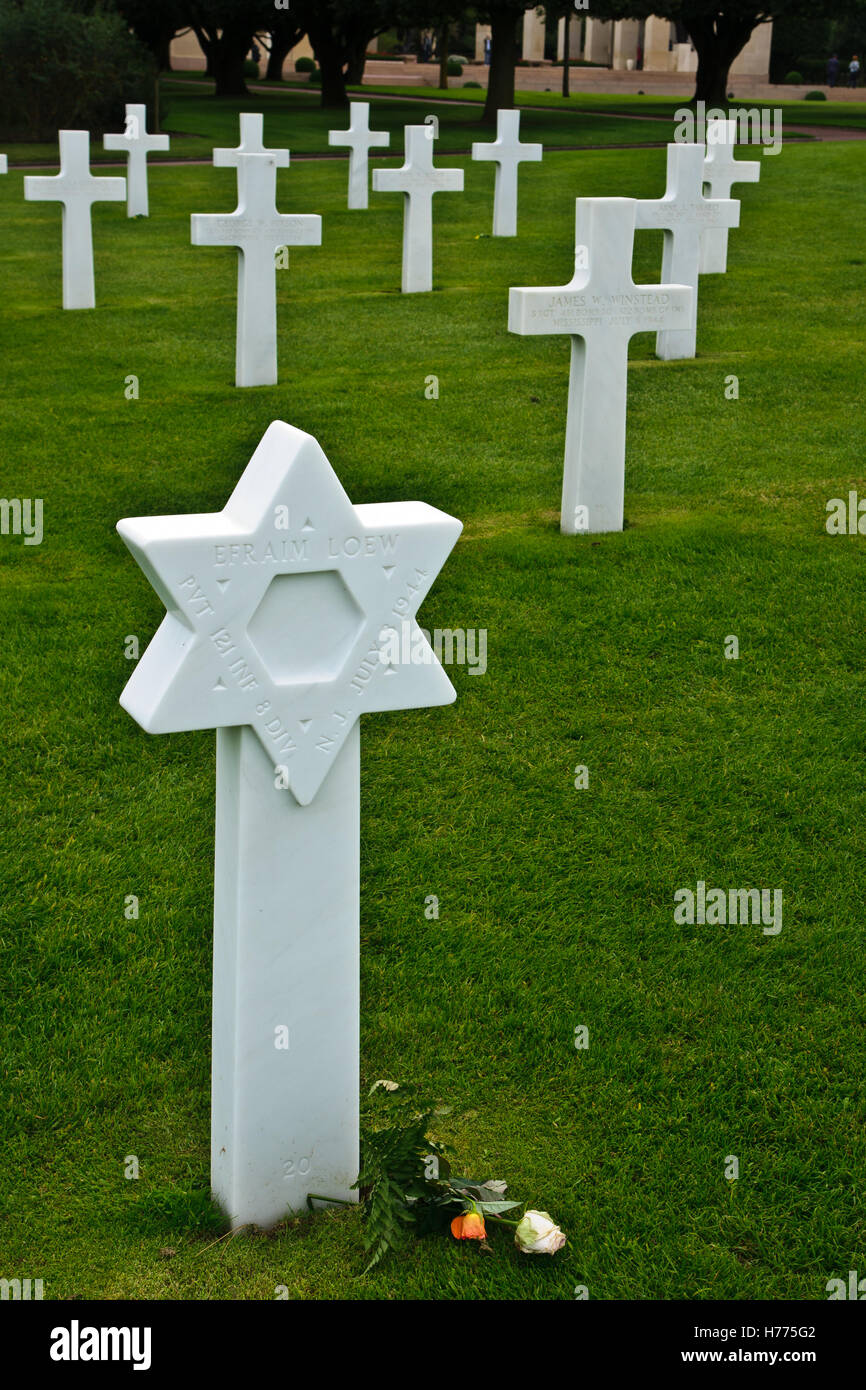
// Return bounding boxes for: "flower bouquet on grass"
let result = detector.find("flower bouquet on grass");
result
[334,1081,566,1272]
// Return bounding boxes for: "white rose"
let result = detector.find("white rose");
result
[515,1210,567,1255]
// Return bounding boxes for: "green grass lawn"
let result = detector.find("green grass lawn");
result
[349,81,866,132]
[8,79,853,168]
[2,85,681,167]
[0,131,864,1300]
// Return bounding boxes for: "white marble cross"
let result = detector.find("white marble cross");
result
[509,198,692,534]
[328,101,390,210]
[0,155,7,175]
[191,154,320,387]
[24,130,125,310]
[118,419,462,1228]
[103,104,170,217]
[213,112,290,170]
[634,143,739,359]
[700,118,760,274]
[471,108,542,237]
[372,126,463,293]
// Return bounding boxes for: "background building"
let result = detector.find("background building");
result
[476,12,773,79]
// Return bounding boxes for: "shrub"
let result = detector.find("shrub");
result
[463,81,482,89]
[307,68,322,86]
[0,0,156,143]
[294,55,316,73]
[796,56,829,84]
[805,89,828,100]
[243,59,259,78]
[446,59,463,76]
[785,70,804,85]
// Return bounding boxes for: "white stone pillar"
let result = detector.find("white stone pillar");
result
[730,21,773,78]
[557,15,583,63]
[522,8,546,62]
[583,18,613,67]
[643,17,674,73]
[612,19,641,71]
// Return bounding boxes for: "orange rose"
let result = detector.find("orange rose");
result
[451,1210,486,1240]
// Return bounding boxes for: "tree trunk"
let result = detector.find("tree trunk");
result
[305,15,350,108]
[192,26,214,78]
[482,12,518,125]
[318,52,348,107]
[212,37,251,98]
[438,24,450,90]
[266,32,295,82]
[345,35,368,85]
[561,16,570,99]
[687,13,757,106]
[194,25,251,94]
[692,43,732,105]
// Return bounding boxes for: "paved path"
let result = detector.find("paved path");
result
[359,58,866,104]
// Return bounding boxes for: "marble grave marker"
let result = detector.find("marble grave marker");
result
[117,420,462,1227]
[328,102,390,210]
[103,104,170,217]
[471,108,542,237]
[509,198,692,534]
[213,113,289,170]
[700,117,760,274]
[24,130,126,309]
[191,152,320,387]
[372,125,463,293]
[634,142,739,359]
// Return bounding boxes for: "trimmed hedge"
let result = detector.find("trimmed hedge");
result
[0,0,155,142]
[795,56,830,84]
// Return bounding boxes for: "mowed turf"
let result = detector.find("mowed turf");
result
[3,84,683,167]
[0,132,864,1300]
